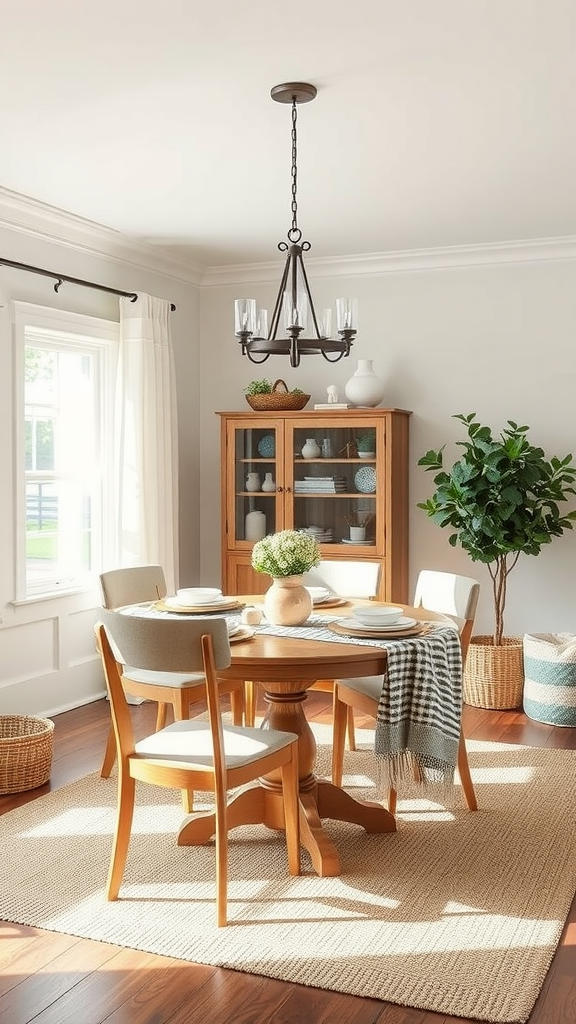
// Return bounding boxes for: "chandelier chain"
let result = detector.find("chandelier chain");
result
[289,99,299,239]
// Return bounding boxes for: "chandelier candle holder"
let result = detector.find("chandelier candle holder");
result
[235,82,358,369]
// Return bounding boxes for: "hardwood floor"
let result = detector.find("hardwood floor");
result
[1,693,575,1024]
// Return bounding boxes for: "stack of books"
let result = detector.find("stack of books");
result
[294,476,348,493]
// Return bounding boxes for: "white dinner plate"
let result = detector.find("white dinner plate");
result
[227,622,242,636]
[341,539,373,546]
[164,595,228,610]
[347,615,417,632]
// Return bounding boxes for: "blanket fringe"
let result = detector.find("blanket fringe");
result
[375,750,458,805]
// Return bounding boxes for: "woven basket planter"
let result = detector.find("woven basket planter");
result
[0,715,55,794]
[523,633,576,727]
[463,636,524,709]
[245,379,310,412]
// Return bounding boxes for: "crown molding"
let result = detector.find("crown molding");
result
[201,235,576,287]
[0,186,204,286]
[1,188,575,291]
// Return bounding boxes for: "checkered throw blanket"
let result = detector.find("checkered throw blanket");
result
[373,627,463,790]
[253,615,463,790]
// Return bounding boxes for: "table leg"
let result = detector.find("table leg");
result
[177,680,396,876]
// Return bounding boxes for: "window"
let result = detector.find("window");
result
[13,303,118,599]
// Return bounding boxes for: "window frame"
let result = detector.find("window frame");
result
[12,301,118,602]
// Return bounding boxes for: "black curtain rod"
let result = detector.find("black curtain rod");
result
[0,257,176,311]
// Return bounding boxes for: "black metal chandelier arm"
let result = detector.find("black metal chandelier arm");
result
[246,349,271,364]
[321,349,347,363]
[267,251,292,340]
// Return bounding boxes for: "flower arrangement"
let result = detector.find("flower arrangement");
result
[251,529,321,578]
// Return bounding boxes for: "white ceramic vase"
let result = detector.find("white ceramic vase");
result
[301,438,321,459]
[261,472,276,492]
[263,575,313,626]
[246,471,261,492]
[245,510,266,541]
[344,359,385,408]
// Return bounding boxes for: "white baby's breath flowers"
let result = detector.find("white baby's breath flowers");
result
[251,530,321,578]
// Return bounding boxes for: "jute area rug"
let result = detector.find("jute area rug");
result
[1,724,576,1024]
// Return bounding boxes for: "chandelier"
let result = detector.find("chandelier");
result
[235,82,357,369]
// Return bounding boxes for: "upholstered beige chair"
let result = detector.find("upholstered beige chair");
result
[331,570,480,814]
[97,610,300,926]
[98,566,245,814]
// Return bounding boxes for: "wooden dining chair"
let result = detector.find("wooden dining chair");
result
[331,569,480,814]
[97,610,300,927]
[243,559,382,736]
[98,566,245,814]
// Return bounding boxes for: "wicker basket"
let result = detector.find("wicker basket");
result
[463,636,524,709]
[245,379,310,412]
[0,715,55,794]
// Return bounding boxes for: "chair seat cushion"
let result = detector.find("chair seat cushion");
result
[338,674,384,699]
[135,720,297,768]
[123,668,205,689]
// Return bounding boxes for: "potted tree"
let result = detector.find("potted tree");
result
[418,413,576,708]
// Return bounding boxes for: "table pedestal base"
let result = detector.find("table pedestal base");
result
[177,776,395,876]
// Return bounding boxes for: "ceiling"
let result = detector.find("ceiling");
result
[1,1,575,271]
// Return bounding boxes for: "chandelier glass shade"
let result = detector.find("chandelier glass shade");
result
[235,82,357,369]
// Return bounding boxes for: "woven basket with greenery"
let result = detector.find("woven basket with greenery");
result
[245,379,310,412]
[463,636,524,709]
[0,714,54,794]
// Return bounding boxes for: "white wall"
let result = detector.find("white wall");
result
[0,200,201,716]
[199,248,576,639]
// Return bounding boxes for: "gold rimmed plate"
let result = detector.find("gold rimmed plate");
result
[156,597,245,614]
[329,620,428,640]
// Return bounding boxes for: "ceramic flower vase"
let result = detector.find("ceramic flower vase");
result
[301,438,321,459]
[263,575,313,626]
[344,359,385,408]
[246,472,261,492]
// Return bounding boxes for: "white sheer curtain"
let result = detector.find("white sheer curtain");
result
[113,293,179,593]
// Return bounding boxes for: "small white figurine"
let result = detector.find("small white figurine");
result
[327,384,339,404]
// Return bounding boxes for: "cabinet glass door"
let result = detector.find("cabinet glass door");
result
[229,422,282,544]
[288,421,381,549]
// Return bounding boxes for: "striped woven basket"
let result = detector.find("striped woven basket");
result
[463,636,524,709]
[523,633,576,727]
[0,715,54,794]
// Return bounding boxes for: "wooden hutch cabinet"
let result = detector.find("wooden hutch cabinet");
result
[217,408,411,600]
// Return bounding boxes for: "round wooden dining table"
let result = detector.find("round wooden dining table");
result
[177,596,451,877]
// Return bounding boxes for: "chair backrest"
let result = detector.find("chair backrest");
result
[413,570,480,657]
[97,611,230,773]
[99,565,167,609]
[98,607,231,675]
[303,559,381,598]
